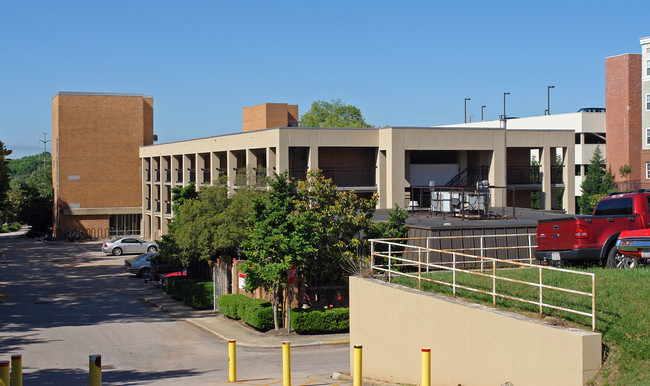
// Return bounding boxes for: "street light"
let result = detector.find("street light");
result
[502,93,510,207]
[464,98,471,123]
[481,105,486,122]
[547,86,555,115]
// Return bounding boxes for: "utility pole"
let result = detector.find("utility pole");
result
[39,132,50,170]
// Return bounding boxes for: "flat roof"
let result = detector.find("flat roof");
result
[55,91,153,98]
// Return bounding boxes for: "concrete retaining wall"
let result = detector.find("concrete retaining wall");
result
[349,277,601,386]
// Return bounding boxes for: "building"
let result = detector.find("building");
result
[445,111,606,209]
[606,53,643,188]
[140,103,575,240]
[643,37,650,181]
[52,92,154,239]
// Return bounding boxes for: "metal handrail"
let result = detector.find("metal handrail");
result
[370,237,596,331]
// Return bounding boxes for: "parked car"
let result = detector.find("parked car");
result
[535,191,650,266]
[615,229,650,268]
[124,252,158,277]
[102,237,159,256]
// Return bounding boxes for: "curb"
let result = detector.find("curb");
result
[141,296,350,348]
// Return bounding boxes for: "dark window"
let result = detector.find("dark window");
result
[593,198,633,216]
[575,166,581,176]
[583,133,606,144]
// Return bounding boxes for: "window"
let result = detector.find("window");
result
[647,162,650,179]
[593,198,633,216]
[646,128,650,146]
[647,60,650,76]
[647,94,650,111]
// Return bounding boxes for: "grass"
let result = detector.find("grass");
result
[391,266,650,385]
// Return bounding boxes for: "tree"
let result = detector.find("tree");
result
[300,99,372,128]
[160,182,262,278]
[578,146,616,214]
[0,142,13,224]
[292,170,378,286]
[619,164,632,191]
[241,173,313,329]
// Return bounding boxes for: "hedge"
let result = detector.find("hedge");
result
[290,307,349,334]
[165,278,213,310]
[217,294,274,331]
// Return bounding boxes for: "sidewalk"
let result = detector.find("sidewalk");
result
[139,284,350,348]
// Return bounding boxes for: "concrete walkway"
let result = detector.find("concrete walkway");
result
[140,285,350,349]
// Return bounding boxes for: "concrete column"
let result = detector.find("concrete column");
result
[183,154,191,186]
[308,136,318,171]
[267,147,277,177]
[247,149,258,183]
[564,145,576,214]
[171,156,180,185]
[540,145,552,210]
[384,128,406,208]
[144,214,151,240]
[277,134,289,174]
[211,152,221,184]
[227,150,237,192]
[377,149,387,209]
[197,153,206,185]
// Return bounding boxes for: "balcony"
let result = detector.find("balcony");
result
[154,169,160,183]
[202,170,211,184]
[165,201,172,215]
[189,170,196,183]
[176,170,183,184]
[289,168,307,181]
[155,200,161,213]
[164,169,171,183]
[507,165,564,185]
[145,169,150,182]
[321,167,376,188]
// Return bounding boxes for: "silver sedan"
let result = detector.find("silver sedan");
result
[102,237,159,256]
[124,252,157,277]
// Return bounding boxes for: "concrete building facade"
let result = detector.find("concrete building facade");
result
[140,103,575,240]
[52,92,154,238]
[443,111,605,208]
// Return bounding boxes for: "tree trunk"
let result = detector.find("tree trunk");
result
[272,284,280,330]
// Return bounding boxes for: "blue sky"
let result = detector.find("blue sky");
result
[1,1,648,158]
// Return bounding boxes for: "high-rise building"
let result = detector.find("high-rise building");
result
[52,92,154,239]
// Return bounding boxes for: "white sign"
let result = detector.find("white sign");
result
[238,272,246,290]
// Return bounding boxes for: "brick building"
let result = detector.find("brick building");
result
[52,92,154,238]
[605,36,650,189]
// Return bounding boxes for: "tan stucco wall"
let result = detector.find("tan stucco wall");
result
[349,277,601,386]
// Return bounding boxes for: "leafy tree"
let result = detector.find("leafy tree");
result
[366,204,409,241]
[292,170,378,286]
[300,99,372,128]
[241,173,314,329]
[619,164,632,191]
[161,182,262,278]
[530,155,540,209]
[578,145,616,214]
[0,142,13,224]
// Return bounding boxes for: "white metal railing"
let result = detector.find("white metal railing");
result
[370,238,596,332]
[425,233,538,271]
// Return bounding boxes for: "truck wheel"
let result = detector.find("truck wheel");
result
[605,247,635,269]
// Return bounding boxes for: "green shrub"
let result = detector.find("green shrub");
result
[217,294,249,319]
[217,294,274,331]
[291,307,349,334]
[165,278,213,310]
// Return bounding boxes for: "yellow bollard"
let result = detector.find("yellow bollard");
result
[353,345,362,386]
[0,361,9,386]
[228,340,237,382]
[10,355,21,386]
[421,348,431,386]
[282,341,291,386]
[89,355,101,386]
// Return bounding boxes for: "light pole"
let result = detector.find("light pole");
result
[481,105,486,122]
[503,93,510,210]
[546,86,555,115]
[464,98,471,123]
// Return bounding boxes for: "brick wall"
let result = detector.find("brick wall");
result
[242,103,298,132]
[606,54,642,183]
[53,93,153,234]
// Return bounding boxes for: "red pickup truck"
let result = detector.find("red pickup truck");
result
[535,191,650,266]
